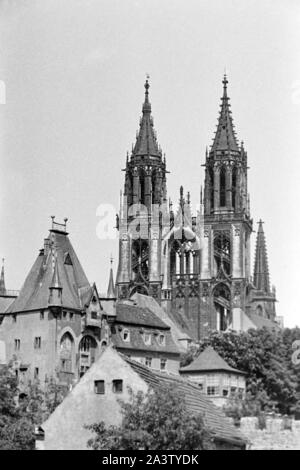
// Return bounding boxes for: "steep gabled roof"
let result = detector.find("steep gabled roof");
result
[115,302,169,329]
[6,227,91,313]
[211,75,239,153]
[122,353,247,447]
[180,346,245,375]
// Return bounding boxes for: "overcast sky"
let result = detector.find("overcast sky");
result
[0,0,300,327]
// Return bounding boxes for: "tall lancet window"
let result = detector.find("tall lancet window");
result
[140,171,145,205]
[209,167,214,210]
[220,167,226,207]
[232,166,237,210]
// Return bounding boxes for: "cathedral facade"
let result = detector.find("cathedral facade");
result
[116,76,279,340]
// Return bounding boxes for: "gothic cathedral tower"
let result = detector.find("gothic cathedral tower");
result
[200,75,253,336]
[116,79,167,301]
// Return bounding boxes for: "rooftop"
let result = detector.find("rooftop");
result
[180,346,246,375]
[122,353,247,447]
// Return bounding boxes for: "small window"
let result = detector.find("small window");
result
[40,311,44,320]
[158,334,165,346]
[223,388,229,397]
[34,367,39,379]
[91,311,98,320]
[69,312,74,321]
[14,339,20,351]
[64,252,73,265]
[145,357,152,368]
[122,329,130,342]
[112,379,123,394]
[207,386,219,396]
[230,387,237,396]
[160,358,167,370]
[12,314,17,323]
[198,383,204,391]
[63,311,67,320]
[94,380,105,394]
[144,332,151,345]
[34,337,41,349]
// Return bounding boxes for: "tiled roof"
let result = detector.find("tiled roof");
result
[246,313,280,331]
[0,296,16,314]
[180,346,245,375]
[122,354,247,447]
[131,294,190,353]
[6,230,91,313]
[112,325,180,355]
[115,302,169,329]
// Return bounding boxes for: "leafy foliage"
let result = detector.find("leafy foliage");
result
[0,365,68,450]
[87,384,214,450]
[181,327,300,415]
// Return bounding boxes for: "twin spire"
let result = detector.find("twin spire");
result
[211,75,239,153]
[132,78,161,158]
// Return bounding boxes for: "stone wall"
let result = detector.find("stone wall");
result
[235,416,300,450]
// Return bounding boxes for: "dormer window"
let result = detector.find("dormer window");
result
[64,252,72,265]
[158,334,165,346]
[143,332,151,345]
[122,329,130,342]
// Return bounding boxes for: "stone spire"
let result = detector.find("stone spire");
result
[132,78,161,158]
[0,258,6,294]
[253,220,270,294]
[211,75,239,153]
[107,256,116,299]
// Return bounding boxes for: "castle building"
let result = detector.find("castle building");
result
[116,77,279,340]
[0,217,181,384]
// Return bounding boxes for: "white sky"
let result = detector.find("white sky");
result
[0,0,300,327]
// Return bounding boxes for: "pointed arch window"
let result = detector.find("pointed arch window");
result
[232,167,237,210]
[139,171,145,205]
[220,167,226,207]
[209,167,214,210]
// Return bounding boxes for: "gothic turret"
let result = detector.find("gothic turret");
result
[200,75,253,336]
[203,75,250,217]
[253,220,270,293]
[211,75,239,153]
[248,220,277,321]
[106,257,116,299]
[123,78,167,211]
[117,79,168,301]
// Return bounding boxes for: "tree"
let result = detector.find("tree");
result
[86,384,214,450]
[0,365,68,450]
[0,364,35,450]
[181,328,300,415]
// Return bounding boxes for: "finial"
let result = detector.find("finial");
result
[110,254,114,266]
[223,72,228,88]
[145,74,150,93]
